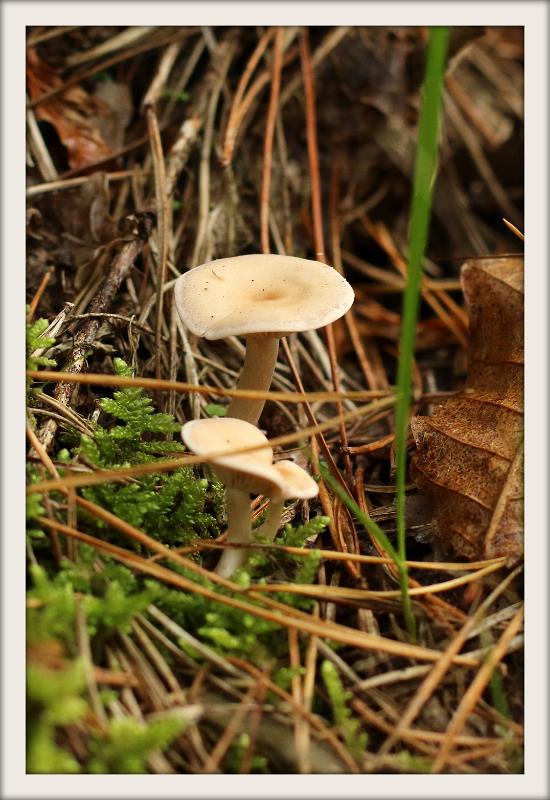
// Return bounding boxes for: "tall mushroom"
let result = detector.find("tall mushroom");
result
[181,417,318,577]
[174,254,354,425]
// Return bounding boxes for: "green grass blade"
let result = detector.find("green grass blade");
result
[394,27,450,640]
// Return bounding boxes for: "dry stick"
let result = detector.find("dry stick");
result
[160,36,205,127]
[351,698,484,772]
[192,41,235,266]
[27,268,54,322]
[200,683,259,773]
[251,562,505,602]
[343,432,395,456]
[167,303,179,418]
[330,167,379,391]
[483,446,524,557]
[260,28,284,254]
[67,26,154,68]
[59,134,152,181]
[146,107,170,383]
[239,678,268,774]
[222,28,276,167]
[27,369,389,404]
[222,35,301,166]
[301,610,320,769]
[375,221,469,332]
[228,656,360,774]
[502,218,524,241]
[34,235,148,452]
[280,339,348,496]
[26,26,79,46]
[362,216,469,347]
[26,102,58,182]
[444,92,522,226]
[288,627,310,774]
[26,170,141,198]
[159,540,505,573]
[279,26,351,109]
[299,29,352,487]
[76,602,108,726]
[432,605,524,773]
[165,117,202,199]
[378,563,524,755]
[142,40,182,109]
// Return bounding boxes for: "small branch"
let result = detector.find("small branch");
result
[260,28,284,254]
[35,223,152,450]
[146,107,170,383]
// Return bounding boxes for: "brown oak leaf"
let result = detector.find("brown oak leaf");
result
[411,256,523,561]
[27,47,112,170]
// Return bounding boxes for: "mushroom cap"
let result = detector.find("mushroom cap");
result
[174,254,354,340]
[181,417,286,497]
[273,460,319,500]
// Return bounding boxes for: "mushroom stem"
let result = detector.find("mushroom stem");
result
[215,487,252,578]
[256,499,285,542]
[227,334,279,425]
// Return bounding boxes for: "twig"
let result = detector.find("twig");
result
[378,563,523,755]
[192,40,235,266]
[35,227,151,450]
[146,106,169,382]
[27,268,54,322]
[431,605,524,772]
[260,28,284,254]
[299,29,352,485]
[221,28,276,167]
[65,26,154,68]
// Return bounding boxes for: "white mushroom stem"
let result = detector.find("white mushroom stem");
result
[227,334,279,425]
[214,487,253,578]
[256,499,285,542]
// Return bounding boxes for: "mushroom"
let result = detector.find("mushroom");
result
[174,254,354,425]
[257,459,319,542]
[181,418,319,577]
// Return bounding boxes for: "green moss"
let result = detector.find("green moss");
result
[76,359,221,547]
[321,659,368,759]
[26,314,56,373]
[223,732,268,773]
[87,717,186,774]
[27,661,87,774]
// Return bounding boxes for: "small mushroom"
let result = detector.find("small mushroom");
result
[174,254,354,425]
[181,417,286,577]
[257,459,319,542]
[181,418,319,577]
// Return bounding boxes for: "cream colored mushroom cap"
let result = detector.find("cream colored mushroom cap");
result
[174,254,354,339]
[181,417,286,497]
[272,460,319,500]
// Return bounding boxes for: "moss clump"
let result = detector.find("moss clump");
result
[77,359,221,547]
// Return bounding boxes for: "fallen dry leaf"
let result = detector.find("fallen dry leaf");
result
[411,256,523,561]
[27,46,113,169]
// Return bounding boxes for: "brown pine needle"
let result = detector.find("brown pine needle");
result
[502,217,525,241]
[431,605,524,773]
[248,561,505,601]
[26,369,390,403]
